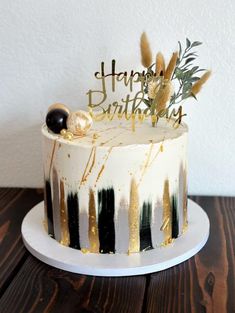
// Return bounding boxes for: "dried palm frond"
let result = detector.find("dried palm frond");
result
[164,52,178,80]
[140,32,152,68]
[191,71,211,96]
[155,52,165,76]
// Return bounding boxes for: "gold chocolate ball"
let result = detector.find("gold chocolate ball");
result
[66,110,93,136]
[60,129,67,136]
[48,103,70,115]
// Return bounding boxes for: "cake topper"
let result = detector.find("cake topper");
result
[87,33,211,129]
[45,33,211,137]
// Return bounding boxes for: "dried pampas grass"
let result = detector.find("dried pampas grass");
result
[155,52,165,76]
[155,81,173,112]
[191,71,211,96]
[164,52,178,80]
[140,32,152,68]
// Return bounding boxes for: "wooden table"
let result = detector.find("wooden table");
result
[0,188,234,313]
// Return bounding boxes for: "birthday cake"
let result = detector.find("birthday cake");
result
[42,34,210,254]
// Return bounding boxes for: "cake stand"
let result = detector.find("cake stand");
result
[21,199,209,277]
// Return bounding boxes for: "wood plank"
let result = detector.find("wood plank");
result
[0,255,146,313]
[0,188,43,295]
[144,196,235,313]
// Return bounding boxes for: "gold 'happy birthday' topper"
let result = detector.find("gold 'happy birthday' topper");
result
[86,34,211,130]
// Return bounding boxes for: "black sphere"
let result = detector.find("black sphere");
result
[46,109,68,134]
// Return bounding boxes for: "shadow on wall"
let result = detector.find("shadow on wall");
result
[0,123,44,188]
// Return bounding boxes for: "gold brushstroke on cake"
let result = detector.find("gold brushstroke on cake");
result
[95,147,113,186]
[88,189,99,253]
[128,178,140,253]
[59,180,70,246]
[81,248,90,254]
[80,147,96,186]
[183,168,188,233]
[161,179,172,245]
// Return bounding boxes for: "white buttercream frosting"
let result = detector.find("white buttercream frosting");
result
[42,117,188,254]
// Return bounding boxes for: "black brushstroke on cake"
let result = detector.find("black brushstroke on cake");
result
[140,202,153,251]
[98,188,115,253]
[171,194,179,238]
[67,193,81,249]
[44,180,54,238]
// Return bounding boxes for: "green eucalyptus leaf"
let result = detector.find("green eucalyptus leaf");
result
[186,38,191,48]
[184,52,198,58]
[178,41,182,58]
[185,57,196,64]
[189,76,200,82]
[174,68,185,79]
[191,41,202,47]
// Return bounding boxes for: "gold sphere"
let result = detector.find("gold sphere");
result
[48,103,70,115]
[60,129,67,136]
[66,110,93,136]
[64,132,73,141]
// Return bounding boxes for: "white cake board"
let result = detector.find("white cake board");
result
[21,199,209,277]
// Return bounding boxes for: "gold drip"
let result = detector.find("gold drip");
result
[88,189,99,253]
[161,179,172,245]
[59,180,70,246]
[128,178,140,253]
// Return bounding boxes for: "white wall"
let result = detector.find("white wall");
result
[0,0,234,195]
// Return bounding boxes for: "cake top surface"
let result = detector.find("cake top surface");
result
[42,117,188,148]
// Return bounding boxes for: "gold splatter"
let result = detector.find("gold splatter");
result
[128,178,140,253]
[95,147,113,185]
[148,138,165,168]
[138,143,154,185]
[88,189,99,253]
[80,147,96,186]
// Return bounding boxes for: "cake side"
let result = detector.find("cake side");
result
[42,118,188,254]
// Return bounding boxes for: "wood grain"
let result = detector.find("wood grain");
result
[0,255,146,313]
[0,190,234,313]
[0,188,43,295]
[145,196,235,313]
